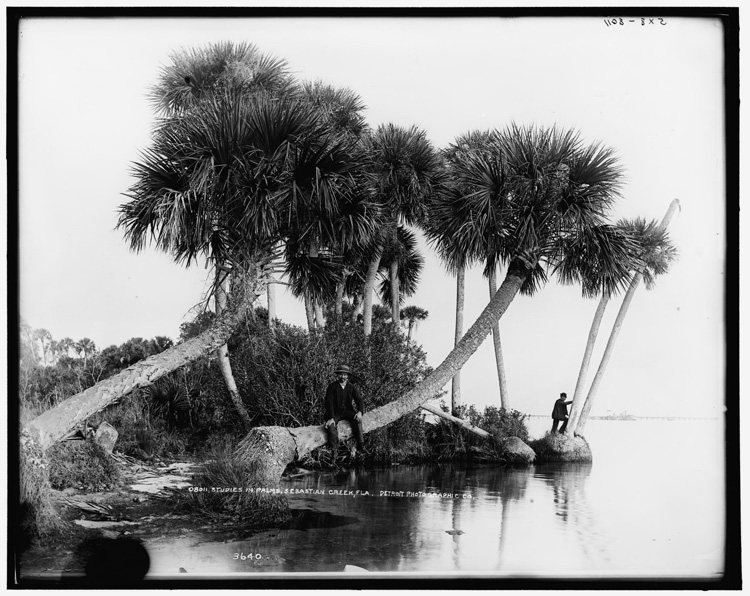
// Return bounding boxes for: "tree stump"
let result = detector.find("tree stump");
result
[235,427,298,486]
[94,422,119,453]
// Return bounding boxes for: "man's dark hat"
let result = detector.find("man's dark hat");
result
[335,364,352,375]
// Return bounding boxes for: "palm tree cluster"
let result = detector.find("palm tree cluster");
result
[26,39,679,486]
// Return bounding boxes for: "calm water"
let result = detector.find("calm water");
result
[146,418,726,579]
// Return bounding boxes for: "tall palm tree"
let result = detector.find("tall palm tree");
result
[360,124,443,335]
[237,123,629,484]
[377,225,425,325]
[488,267,510,409]
[573,202,679,434]
[452,264,465,415]
[130,41,297,426]
[435,130,508,409]
[283,81,376,330]
[556,222,644,435]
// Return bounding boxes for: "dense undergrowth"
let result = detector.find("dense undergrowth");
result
[21,308,531,519]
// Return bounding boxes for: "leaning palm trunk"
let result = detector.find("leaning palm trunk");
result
[575,199,680,434]
[390,260,400,328]
[235,262,529,485]
[25,269,263,451]
[361,248,383,336]
[420,402,490,439]
[489,269,509,409]
[565,293,610,436]
[451,265,465,415]
[215,271,253,430]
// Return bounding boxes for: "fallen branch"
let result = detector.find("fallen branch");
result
[419,403,492,439]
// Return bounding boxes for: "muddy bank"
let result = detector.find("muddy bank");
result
[18,458,247,580]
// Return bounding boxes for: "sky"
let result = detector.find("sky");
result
[16,11,729,418]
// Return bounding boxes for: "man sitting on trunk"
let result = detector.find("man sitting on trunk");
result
[324,364,366,456]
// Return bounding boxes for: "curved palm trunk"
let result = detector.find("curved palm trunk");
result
[215,273,253,430]
[362,247,383,336]
[489,269,509,410]
[236,263,530,485]
[575,199,680,434]
[451,265,465,415]
[565,293,610,436]
[390,260,400,328]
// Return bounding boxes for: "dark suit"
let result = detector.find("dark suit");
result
[324,381,365,449]
[551,398,573,433]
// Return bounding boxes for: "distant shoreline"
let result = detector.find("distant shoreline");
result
[524,414,720,421]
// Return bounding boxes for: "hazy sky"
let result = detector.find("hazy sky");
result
[17,13,727,417]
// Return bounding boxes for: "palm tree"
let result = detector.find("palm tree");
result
[360,124,443,335]
[127,41,297,426]
[74,337,96,368]
[572,201,679,434]
[452,264,465,415]
[282,81,376,331]
[488,266,510,409]
[237,123,629,484]
[436,130,512,409]
[556,222,644,435]
[400,305,429,341]
[377,226,425,326]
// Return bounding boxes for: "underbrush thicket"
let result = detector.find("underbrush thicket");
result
[24,308,531,478]
[425,405,530,462]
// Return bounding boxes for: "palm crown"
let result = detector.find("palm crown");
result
[427,123,626,296]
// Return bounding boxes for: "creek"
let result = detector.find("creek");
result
[143,418,726,579]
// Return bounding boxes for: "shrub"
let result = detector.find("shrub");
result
[47,441,120,491]
[425,404,531,462]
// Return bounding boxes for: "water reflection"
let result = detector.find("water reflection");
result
[141,421,725,577]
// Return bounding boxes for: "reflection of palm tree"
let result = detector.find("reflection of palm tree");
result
[536,464,605,563]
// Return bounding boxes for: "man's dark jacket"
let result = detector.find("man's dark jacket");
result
[324,381,364,420]
[551,398,572,420]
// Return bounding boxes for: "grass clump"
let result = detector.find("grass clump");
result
[47,441,120,491]
[175,441,291,527]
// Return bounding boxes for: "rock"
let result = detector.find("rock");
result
[529,433,593,463]
[500,437,536,465]
[94,422,119,453]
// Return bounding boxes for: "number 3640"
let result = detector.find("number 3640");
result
[233,552,262,560]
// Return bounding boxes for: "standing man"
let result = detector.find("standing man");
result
[324,364,366,454]
[551,392,574,433]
